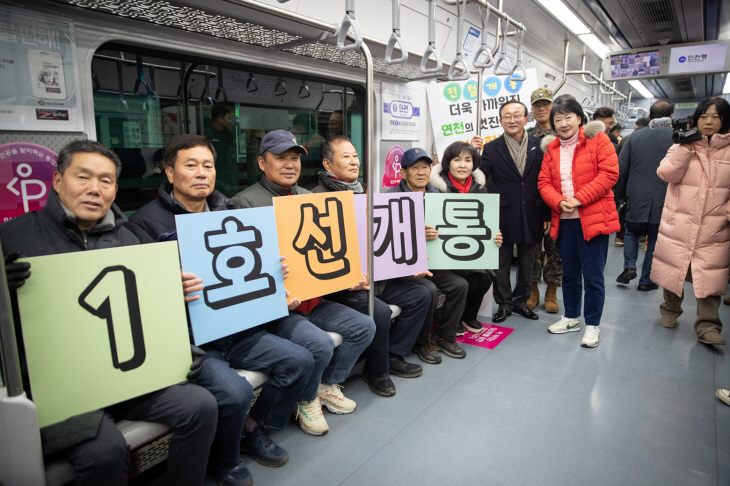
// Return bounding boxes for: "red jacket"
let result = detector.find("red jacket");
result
[538,121,620,240]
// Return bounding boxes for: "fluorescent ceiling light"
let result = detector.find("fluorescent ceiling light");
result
[724,73,730,94]
[534,0,591,35]
[579,33,610,58]
[629,80,653,98]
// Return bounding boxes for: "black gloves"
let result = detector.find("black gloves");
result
[671,117,702,144]
[186,345,205,383]
[5,251,30,290]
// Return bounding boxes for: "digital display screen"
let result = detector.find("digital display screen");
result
[669,43,728,74]
[610,50,661,78]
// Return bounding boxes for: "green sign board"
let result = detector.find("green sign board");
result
[17,241,191,427]
[425,193,500,270]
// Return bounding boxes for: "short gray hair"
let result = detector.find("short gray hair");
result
[57,140,122,180]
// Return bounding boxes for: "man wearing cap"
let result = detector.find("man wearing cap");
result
[310,136,431,397]
[231,130,376,431]
[479,101,549,324]
[525,88,562,314]
[389,147,469,363]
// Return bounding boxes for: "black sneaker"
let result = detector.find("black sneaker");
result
[388,354,423,378]
[362,366,396,396]
[415,341,442,364]
[434,337,466,358]
[616,268,637,284]
[462,320,484,334]
[240,424,289,467]
[456,323,466,337]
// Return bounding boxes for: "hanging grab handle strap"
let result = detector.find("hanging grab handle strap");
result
[472,5,493,69]
[420,0,442,74]
[337,0,363,52]
[385,0,408,64]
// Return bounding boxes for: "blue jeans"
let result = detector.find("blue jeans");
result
[199,323,322,465]
[303,299,376,390]
[556,219,609,326]
[623,221,660,286]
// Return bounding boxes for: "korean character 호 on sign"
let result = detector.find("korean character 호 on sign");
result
[373,197,418,266]
[436,199,492,261]
[203,216,276,309]
[293,197,351,280]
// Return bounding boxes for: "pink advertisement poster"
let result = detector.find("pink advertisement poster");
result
[381,145,404,188]
[456,323,513,349]
[0,142,57,222]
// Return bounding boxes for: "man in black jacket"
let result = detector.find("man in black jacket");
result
[127,135,320,477]
[0,140,217,486]
[480,101,549,323]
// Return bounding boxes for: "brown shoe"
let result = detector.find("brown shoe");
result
[698,331,726,345]
[527,282,539,311]
[660,315,677,328]
[544,284,559,314]
[724,296,730,306]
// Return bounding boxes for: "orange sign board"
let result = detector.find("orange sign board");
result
[273,192,362,301]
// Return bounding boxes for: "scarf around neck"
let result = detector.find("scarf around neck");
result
[448,172,472,193]
[504,130,529,176]
[319,171,363,193]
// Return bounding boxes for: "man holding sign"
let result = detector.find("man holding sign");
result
[0,141,217,486]
[311,136,430,397]
[232,130,375,434]
[127,135,311,477]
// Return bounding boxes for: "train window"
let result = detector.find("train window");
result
[91,43,365,213]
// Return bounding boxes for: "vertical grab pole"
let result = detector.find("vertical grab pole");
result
[0,247,23,397]
[361,42,375,319]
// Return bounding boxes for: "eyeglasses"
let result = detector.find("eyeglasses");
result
[501,115,525,122]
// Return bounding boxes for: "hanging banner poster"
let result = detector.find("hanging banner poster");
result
[273,192,362,301]
[16,242,191,427]
[426,69,537,159]
[354,193,428,281]
[0,7,83,131]
[381,145,404,188]
[175,207,288,345]
[0,142,56,222]
[424,193,500,270]
[381,83,421,141]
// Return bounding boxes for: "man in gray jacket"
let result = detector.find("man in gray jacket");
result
[614,101,675,291]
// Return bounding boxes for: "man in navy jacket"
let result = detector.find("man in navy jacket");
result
[479,101,550,323]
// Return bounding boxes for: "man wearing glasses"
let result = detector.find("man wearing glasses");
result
[478,101,549,323]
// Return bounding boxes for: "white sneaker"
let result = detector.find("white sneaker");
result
[716,389,730,406]
[317,383,356,414]
[296,398,329,435]
[581,325,600,347]
[547,316,581,334]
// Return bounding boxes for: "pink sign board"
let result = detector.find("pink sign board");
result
[381,145,404,188]
[0,142,57,223]
[354,193,428,281]
[456,322,513,349]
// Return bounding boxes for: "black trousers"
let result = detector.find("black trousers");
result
[494,243,537,312]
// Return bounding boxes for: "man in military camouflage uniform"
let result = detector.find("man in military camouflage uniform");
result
[526,88,562,313]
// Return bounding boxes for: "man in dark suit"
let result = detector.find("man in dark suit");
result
[480,101,550,323]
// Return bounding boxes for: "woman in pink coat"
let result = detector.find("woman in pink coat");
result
[651,97,730,345]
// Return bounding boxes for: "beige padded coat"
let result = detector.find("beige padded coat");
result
[650,132,730,297]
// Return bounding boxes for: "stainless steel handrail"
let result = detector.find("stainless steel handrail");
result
[0,247,23,397]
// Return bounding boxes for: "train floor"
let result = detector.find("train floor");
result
[150,241,730,486]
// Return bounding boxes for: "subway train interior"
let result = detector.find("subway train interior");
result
[1,0,730,485]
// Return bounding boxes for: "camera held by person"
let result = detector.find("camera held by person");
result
[671,117,702,144]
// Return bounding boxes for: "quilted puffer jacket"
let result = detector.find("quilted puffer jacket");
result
[650,133,730,298]
[537,121,621,240]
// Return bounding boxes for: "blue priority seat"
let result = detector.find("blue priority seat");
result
[0,332,344,486]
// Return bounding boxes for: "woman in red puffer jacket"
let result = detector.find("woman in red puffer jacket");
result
[538,98,620,348]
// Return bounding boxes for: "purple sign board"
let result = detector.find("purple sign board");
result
[354,193,428,281]
[0,142,57,222]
